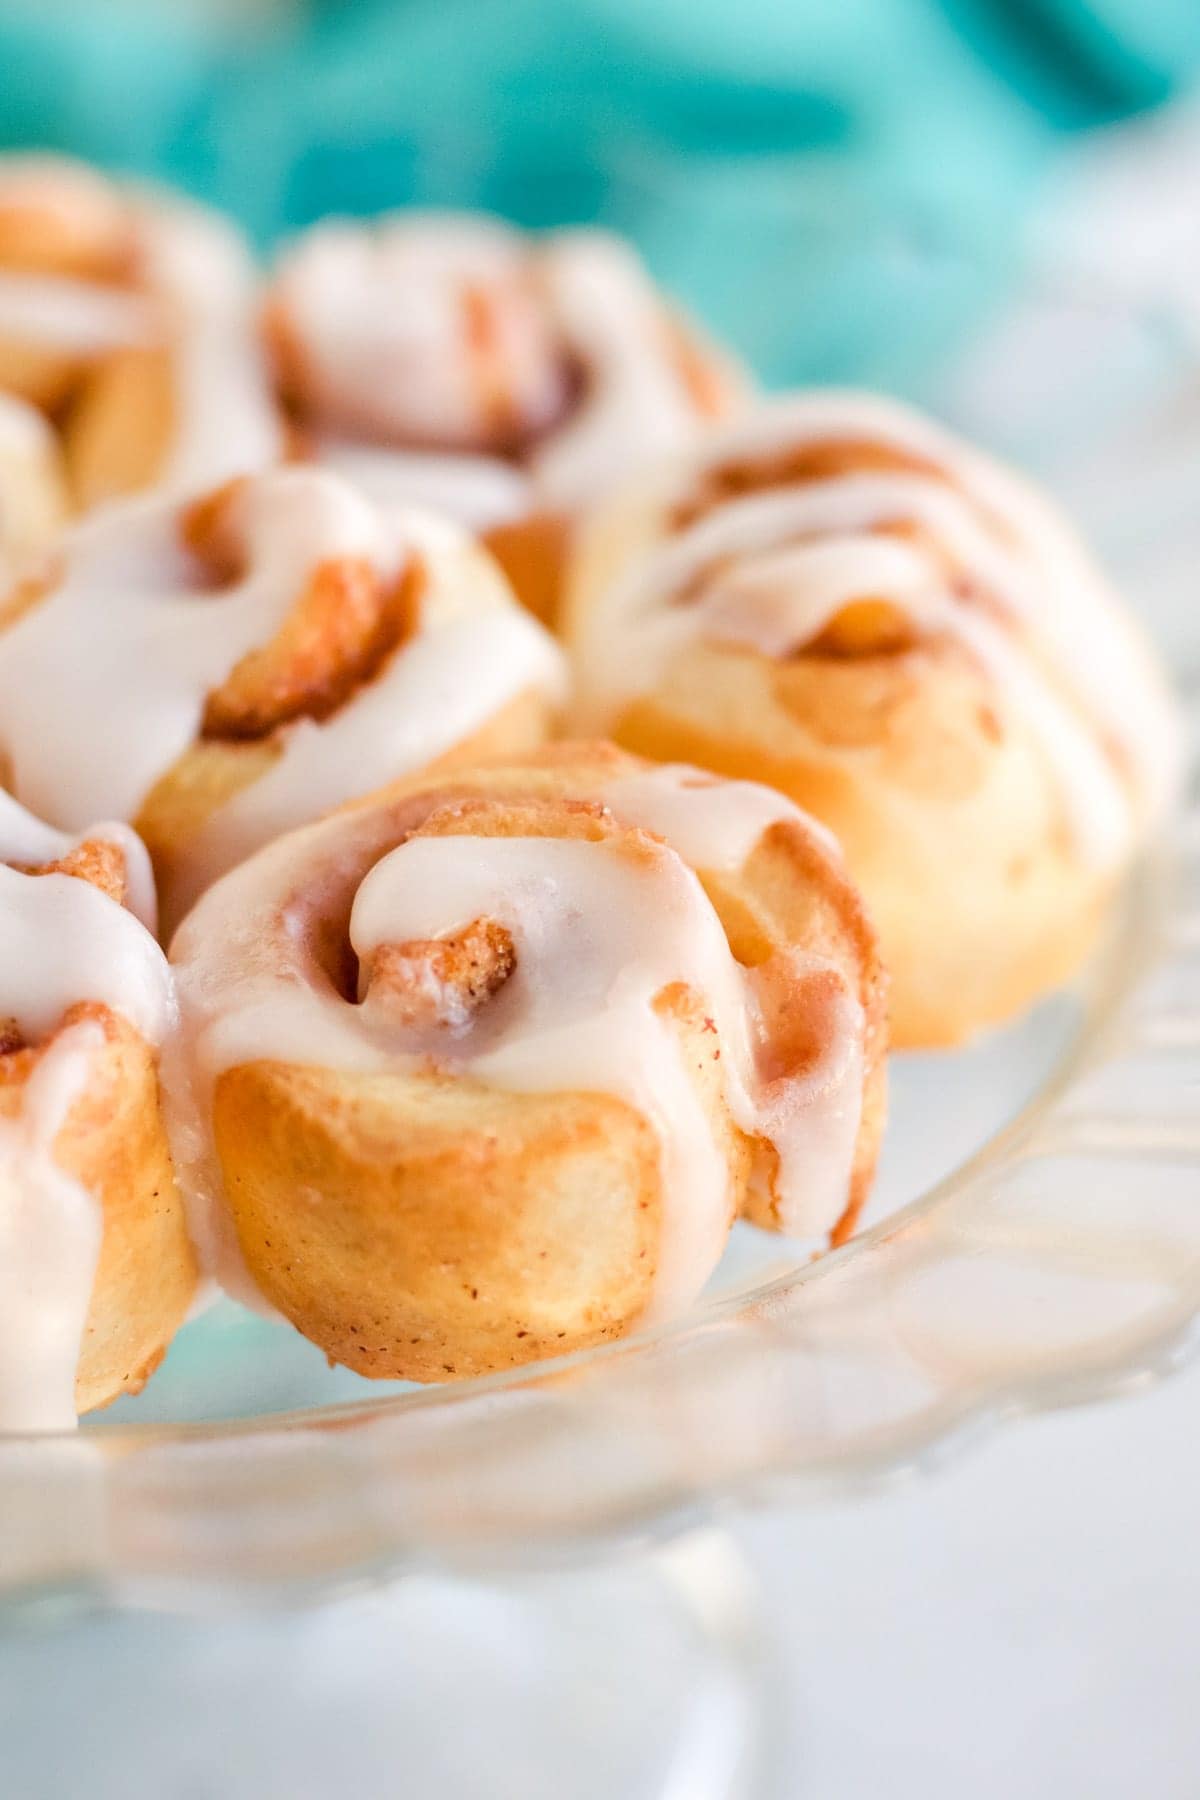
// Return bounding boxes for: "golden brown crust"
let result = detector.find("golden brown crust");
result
[192,743,884,1379]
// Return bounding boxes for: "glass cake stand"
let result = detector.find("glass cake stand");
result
[0,183,1198,1800]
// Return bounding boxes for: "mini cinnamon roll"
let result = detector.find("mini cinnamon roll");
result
[565,391,1181,1047]
[0,792,194,1426]
[263,213,747,622]
[0,466,565,932]
[167,744,885,1381]
[0,153,282,509]
[0,391,67,583]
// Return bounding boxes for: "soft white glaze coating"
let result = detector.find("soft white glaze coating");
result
[0,468,564,905]
[529,231,725,509]
[270,214,738,523]
[0,796,174,1432]
[316,439,532,531]
[0,788,158,933]
[271,213,569,448]
[573,391,1182,870]
[168,762,866,1312]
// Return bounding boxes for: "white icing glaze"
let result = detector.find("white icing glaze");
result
[270,213,570,448]
[316,438,531,531]
[0,271,153,352]
[600,763,864,1238]
[168,763,866,1311]
[0,789,158,934]
[0,1022,105,1433]
[271,216,734,511]
[529,231,722,509]
[575,390,1182,869]
[0,796,175,1432]
[600,761,845,870]
[0,468,564,903]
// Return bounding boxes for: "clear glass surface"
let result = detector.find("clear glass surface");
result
[1,188,1197,1607]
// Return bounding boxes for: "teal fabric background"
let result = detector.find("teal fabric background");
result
[0,0,1195,382]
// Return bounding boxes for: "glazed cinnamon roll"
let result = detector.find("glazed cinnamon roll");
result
[0,466,565,931]
[263,213,747,622]
[0,792,195,1426]
[0,153,281,509]
[167,744,886,1381]
[0,391,67,583]
[565,391,1180,1047]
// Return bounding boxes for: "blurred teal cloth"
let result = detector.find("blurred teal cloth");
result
[0,0,1197,382]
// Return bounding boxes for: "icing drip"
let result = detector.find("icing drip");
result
[0,470,564,878]
[0,795,175,1431]
[601,761,844,870]
[0,862,173,1059]
[168,764,866,1309]
[0,1023,105,1433]
[576,391,1182,869]
[601,764,864,1237]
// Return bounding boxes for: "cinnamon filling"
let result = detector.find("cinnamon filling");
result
[10,837,128,906]
[363,918,517,1032]
[183,484,426,745]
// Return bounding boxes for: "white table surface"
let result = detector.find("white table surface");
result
[744,1363,1200,1797]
